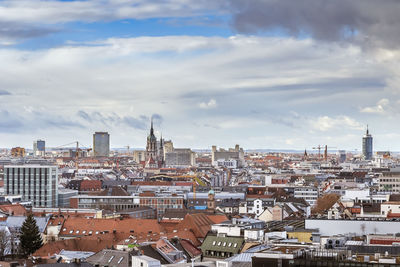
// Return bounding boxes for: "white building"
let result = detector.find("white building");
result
[294,187,319,206]
[132,255,161,267]
[4,164,58,207]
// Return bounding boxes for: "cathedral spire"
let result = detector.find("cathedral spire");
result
[150,118,154,136]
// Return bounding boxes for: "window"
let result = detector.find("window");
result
[228,243,232,247]
[76,230,80,234]
[89,231,93,235]
[82,231,86,234]
[218,242,221,246]
[95,231,99,234]
[69,230,73,234]
[234,243,237,248]
[223,242,226,246]
[108,256,114,263]
[212,241,216,245]
[63,228,66,232]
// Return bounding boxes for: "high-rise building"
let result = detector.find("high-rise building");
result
[33,139,45,157]
[93,132,110,157]
[362,126,373,160]
[4,164,58,207]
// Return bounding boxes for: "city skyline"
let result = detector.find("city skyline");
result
[1,1,400,150]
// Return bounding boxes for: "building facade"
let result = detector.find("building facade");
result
[33,140,45,157]
[93,132,110,157]
[4,164,58,207]
[362,126,373,160]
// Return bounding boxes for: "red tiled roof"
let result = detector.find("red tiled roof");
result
[59,217,164,237]
[207,214,228,224]
[34,233,125,257]
[0,204,27,216]
[176,214,214,239]
[180,239,202,257]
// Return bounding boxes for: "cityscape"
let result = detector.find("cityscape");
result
[1,1,400,267]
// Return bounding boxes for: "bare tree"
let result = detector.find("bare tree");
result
[0,230,9,260]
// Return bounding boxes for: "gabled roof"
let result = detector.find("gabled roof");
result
[86,249,130,267]
[0,204,27,216]
[34,233,126,257]
[201,235,244,254]
[177,214,214,238]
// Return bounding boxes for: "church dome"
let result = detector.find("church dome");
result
[208,189,215,195]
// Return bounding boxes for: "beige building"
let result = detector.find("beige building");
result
[378,172,400,192]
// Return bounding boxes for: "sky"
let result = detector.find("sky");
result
[0,0,400,151]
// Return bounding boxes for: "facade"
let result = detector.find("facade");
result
[69,195,139,211]
[211,145,245,167]
[378,172,400,192]
[10,147,25,158]
[4,164,58,207]
[93,132,110,157]
[362,127,373,160]
[58,188,78,208]
[139,192,184,218]
[294,187,319,206]
[165,149,195,167]
[33,139,45,157]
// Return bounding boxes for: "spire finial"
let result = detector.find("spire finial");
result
[366,124,369,135]
[150,117,154,135]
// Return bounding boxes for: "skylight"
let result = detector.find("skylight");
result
[108,256,114,263]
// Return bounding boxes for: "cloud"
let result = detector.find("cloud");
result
[0,0,227,24]
[230,0,400,48]
[199,99,217,109]
[360,98,390,114]
[0,35,396,149]
[310,115,364,132]
[0,90,10,95]
[77,110,160,130]
[0,109,83,134]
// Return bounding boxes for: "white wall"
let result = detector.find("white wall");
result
[305,219,400,236]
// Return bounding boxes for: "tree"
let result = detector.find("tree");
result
[19,214,43,256]
[0,229,9,260]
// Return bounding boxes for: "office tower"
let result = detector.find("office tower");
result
[4,164,58,207]
[93,132,110,157]
[362,126,373,160]
[33,139,45,157]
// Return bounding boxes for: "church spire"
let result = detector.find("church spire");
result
[150,118,154,136]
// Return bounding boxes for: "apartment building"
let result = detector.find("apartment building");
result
[378,172,400,192]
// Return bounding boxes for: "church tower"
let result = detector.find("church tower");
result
[145,119,158,168]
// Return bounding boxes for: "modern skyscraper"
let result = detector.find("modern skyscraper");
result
[4,164,58,207]
[93,132,110,157]
[33,139,45,157]
[362,126,373,160]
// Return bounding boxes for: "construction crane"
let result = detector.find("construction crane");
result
[54,141,92,171]
[312,145,323,160]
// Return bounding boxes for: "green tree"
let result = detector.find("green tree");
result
[19,214,43,256]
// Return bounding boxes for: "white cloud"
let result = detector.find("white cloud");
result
[310,116,364,132]
[360,98,389,114]
[199,99,217,109]
[0,35,398,149]
[0,0,226,24]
